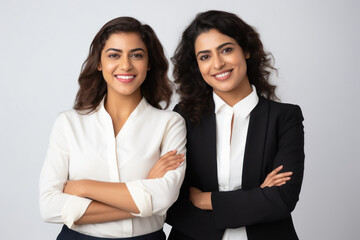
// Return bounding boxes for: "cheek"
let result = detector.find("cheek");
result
[134,59,149,74]
[238,59,248,73]
[139,64,149,75]
[100,63,117,83]
[196,63,212,85]
[102,62,117,73]
[232,54,247,69]
[197,62,210,77]
[200,72,214,87]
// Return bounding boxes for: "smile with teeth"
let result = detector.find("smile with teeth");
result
[115,74,136,83]
[215,71,230,78]
[116,75,135,80]
[212,69,232,80]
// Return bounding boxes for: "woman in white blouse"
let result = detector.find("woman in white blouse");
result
[39,17,186,240]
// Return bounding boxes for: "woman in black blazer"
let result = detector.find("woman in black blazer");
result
[166,10,304,240]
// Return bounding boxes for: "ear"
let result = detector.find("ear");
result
[97,63,102,71]
[147,65,151,71]
[245,52,250,59]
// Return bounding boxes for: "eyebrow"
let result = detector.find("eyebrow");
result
[105,48,146,53]
[196,42,235,57]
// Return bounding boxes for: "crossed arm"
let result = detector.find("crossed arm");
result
[166,104,304,238]
[63,150,185,225]
[40,113,187,228]
[189,165,293,210]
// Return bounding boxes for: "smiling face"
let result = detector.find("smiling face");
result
[195,29,252,105]
[98,32,149,99]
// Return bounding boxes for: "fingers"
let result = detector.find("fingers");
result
[158,151,184,167]
[155,159,184,178]
[147,150,185,179]
[159,149,177,160]
[270,171,293,180]
[165,153,185,162]
[262,165,283,184]
[166,154,185,166]
[267,165,283,178]
[271,176,291,186]
[261,166,282,187]
[261,166,293,188]
[157,153,184,171]
[265,175,291,187]
[166,160,184,171]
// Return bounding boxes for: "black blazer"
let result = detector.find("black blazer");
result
[166,97,304,240]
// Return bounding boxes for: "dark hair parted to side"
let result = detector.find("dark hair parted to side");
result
[74,17,172,113]
[173,10,278,123]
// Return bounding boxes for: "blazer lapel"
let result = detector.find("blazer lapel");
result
[175,103,218,191]
[197,110,219,191]
[242,97,269,189]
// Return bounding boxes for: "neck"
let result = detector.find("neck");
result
[104,89,142,136]
[214,77,252,107]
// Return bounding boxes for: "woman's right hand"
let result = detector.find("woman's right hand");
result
[260,165,293,188]
[147,150,185,179]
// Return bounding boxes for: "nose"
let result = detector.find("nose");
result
[119,56,133,71]
[213,54,225,70]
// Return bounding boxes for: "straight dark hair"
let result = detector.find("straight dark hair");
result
[74,17,172,113]
[173,10,278,123]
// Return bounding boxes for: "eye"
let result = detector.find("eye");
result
[108,53,120,59]
[199,55,210,61]
[131,53,143,59]
[221,47,233,54]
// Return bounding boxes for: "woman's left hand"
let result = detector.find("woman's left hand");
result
[260,165,293,188]
[63,180,88,197]
[189,187,212,210]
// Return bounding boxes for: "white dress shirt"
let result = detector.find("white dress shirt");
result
[213,86,259,240]
[39,97,186,238]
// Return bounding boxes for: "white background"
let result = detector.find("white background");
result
[1,0,359,239]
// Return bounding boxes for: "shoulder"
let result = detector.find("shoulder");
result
[260,97,303,120]
[173,103,216,132]
[145,106,186,142]
[52,108,94,131]
[56,109,86,122]
[52,109,75,127]
[173,103,195,122]
[48,110,78,145]
[148,104,185,124]
[260,97,304,135]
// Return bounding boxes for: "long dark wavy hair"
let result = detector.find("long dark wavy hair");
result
[173,10,278,123]
[74,17,172,113]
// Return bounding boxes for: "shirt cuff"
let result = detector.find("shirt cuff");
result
[126,180,152,217]
[61,195,92,229]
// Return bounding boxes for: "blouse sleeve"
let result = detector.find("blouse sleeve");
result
[126,113,187,217]
[39,113,92,228]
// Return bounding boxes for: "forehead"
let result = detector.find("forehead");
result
[195,29,237,52]
[103,32,147,51]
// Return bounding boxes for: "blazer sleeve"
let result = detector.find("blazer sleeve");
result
[211,104,305,229]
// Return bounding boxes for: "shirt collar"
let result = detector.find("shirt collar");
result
[213,85,259,118]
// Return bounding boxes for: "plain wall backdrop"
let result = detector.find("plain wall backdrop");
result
[1,0,359,239]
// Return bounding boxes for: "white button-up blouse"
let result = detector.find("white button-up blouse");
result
[39,97,186,238]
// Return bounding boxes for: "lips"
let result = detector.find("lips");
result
[211,69,232,81]
[115,74,136,83]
